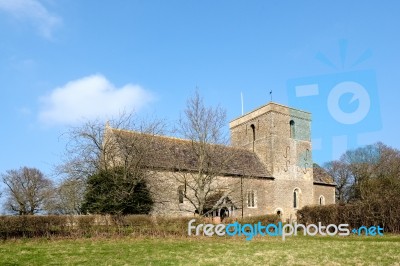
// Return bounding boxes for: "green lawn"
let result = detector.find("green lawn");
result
[0,235,399,265]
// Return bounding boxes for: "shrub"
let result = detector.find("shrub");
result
[0,215,211,239]
[0,216,69,239]
[297,202,400,233]
[224,214,280,225]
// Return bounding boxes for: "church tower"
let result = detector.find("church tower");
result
[229,102,314,219]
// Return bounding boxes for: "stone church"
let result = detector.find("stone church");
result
[228,102,335,220]
[107,102,335,220]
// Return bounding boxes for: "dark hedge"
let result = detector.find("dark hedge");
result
[297,202,400,233]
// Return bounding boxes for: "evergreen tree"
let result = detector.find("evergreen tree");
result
[82,168,153,215]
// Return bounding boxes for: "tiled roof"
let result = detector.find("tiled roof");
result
[109,128,335,185]
[110,128,272,178]
[313,163,336,185]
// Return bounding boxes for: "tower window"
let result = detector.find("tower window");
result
[290,120,295,139]
[250,124,255,151]
[250,124,255,141]
[293,188,300,209]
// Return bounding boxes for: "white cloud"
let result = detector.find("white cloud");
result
[38,74,154,125]
[0,0,61,39]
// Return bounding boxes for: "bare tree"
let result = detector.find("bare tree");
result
[324,160,352,203]
[340,143,383,201]
[172,91,240,216]
[53,177,86,215]
[356,143,400,198]
[58,111,165,180]
[1,167,54,215]
[325,142,400,203]
[57,111,166,214]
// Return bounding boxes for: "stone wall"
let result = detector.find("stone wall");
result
[147,170,276,218]
[313,184,336,206]
[229,102,317,220]
[229,102,312,182]
[148,171,335,221]
[272,179,314,220]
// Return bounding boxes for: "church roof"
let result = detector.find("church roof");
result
[109,128,273,179]
[108,128,335,185]
[313,163,336,186]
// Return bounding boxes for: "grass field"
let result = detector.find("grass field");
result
[0,235,399,265]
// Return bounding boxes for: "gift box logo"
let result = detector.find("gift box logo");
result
[287,46,381,163]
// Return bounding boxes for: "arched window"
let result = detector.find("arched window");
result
[250,124,255,141]
[290,120,295,139]
[293,188,300,209]
[250,124,255,151]
[178,185,184,204]
[247,190,256,208]
[319,195,325,206]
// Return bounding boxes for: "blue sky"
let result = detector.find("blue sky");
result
[1,0,399,179]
